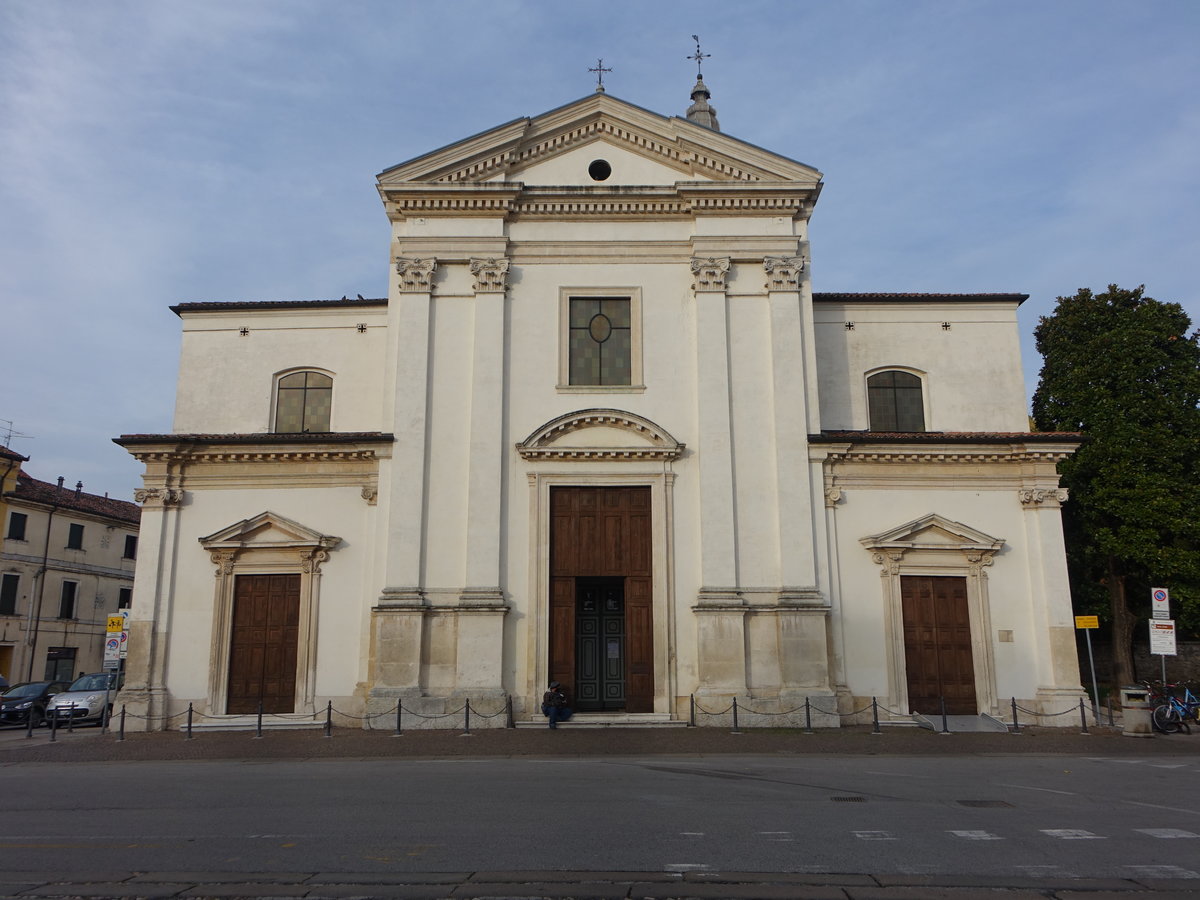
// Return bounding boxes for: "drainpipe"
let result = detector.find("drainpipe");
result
[26,482,63,682]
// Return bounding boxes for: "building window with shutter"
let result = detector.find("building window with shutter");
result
[6,512,27,541]
[0,573,18,615]
[66,523,84,550]
[58,581,78,619]
[123,535,138,559]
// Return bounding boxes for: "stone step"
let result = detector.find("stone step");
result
[176,715,324,732]
[516,713,688,729]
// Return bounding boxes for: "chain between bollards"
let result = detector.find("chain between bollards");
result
[186,703,194,740]
[1079,697,1089,735]
[324,700,333,738]
[117,705,126,742]
[731,696,741,734]
[804,696,813,734]
[871,697,881,734]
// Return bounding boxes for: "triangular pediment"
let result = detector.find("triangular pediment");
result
[860,514,1004,553]
[378,93,822,187]
[517,408,684,461]
[199,511,341,551]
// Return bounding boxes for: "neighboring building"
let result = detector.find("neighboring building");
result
[0,459,140,684]
[116,81,1085,729]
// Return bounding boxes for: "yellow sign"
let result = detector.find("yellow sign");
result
[1074,615,1099,629]
[106,615,125,633]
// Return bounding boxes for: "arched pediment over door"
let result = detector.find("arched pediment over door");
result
[516,408,685,461]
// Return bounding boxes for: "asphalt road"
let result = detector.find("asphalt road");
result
[2,752,1198,881]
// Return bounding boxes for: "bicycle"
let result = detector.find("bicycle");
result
[1145,681,1200,734]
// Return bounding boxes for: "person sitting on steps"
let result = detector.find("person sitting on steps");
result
[542,681,573,729]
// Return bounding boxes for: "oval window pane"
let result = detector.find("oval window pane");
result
[589,313,613,343]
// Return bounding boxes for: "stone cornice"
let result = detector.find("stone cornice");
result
[116,433,394,465]
[517,408,684,461]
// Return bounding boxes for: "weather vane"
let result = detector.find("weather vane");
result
[687,34,710,78]
[589,58,612,93]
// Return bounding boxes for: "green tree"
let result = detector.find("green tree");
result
[1032,285,1200,688]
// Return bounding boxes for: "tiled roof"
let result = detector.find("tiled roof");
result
[115,432,395,446]
[0,445,29,463]
[6,474,141,525]
[171,298,387,315]
[809,430,1083,443]
[813,292,1028,304]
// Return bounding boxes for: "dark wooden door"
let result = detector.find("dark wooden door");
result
[901,576,976,715]
[549,487,653,712]
[227,574,300,714]
[575,578,625,710]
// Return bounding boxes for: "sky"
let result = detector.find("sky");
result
[1,0,1197,501]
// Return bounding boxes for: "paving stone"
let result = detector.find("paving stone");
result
[842,889,1048,900]
[18,884,184,898]
[631,882,847,899]
[306,873,470,885]
[1057,893,1200,900]
[131,873,312,884]
[469,873,672,884]
[303,886,457,900]
[682,873,875,886]
[1126,880,1200,892]
[876,874,1136,890]
[178,884,311,897]
[451,882,630,899]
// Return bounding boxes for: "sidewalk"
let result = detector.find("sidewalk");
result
[1,721,1195,763]
[0,868,1198,899]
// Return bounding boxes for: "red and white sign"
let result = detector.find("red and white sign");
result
[1151,587,1170,619]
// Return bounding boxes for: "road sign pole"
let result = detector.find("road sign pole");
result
[1084,629,1100,725]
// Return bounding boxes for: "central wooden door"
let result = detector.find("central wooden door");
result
[901,575,976,715]
[550,487,653,712]
[227,574,301,714]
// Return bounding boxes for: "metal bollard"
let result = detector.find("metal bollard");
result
[1107,695,1115,728]
[940,696,950,734]
[731,697,741,734]
[1079,698,1089,735]
[324,701,333,738]
[25,708,34,739]
[49,709,58,742]
[461,699,473,736]
[67,703,75,733]
[186,703,194,740]
[118,706,126,742]
[871,697,882,734]
[394,701,402,736]
[255,700,263,739]
[689,694,696,728]
[804,696,813,735]
[506,696,514,729]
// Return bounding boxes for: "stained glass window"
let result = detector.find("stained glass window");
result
[867,371,925,432]
[275,371,333,432]
[569,297,631,386]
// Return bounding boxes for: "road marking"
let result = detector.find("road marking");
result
[1136,828,1200,839]
[1148,764,1191,769]
[1121,800,1200,818]
[998,783,1075,796]
[852,830,896,841]
[1041,829,1105,840]
[679,832,704,836]
[1125,865,1200,879]
[948,830,1003,840]
[665,864,710,872]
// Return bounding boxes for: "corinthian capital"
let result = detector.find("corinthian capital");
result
[763,256,806,291]
[394,257,437,293]
[690,256,731,292]
[469,257,510,293]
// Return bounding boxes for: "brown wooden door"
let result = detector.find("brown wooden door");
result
[549,487,653,712]
[901,575,976,715]
[227,574,300,714]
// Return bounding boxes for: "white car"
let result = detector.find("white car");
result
[45,672,123,725]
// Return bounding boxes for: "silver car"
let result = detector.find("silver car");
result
[45,672,123,725]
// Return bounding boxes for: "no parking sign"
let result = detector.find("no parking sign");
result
[1151,587,1170,619]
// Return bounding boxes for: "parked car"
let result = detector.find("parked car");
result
[0,681,70,726]
[45,672,124,725]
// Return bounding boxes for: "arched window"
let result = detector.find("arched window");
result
[867,370,925,432]
[274,371,332,433]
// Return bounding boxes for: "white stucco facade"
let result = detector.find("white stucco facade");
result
[116,90,1084,730]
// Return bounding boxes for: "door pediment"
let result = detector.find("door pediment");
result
[861,514,1003,554]
[199,511,341,553]
[517,409,684,461]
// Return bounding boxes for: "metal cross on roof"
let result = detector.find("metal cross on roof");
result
[589,58,612,93]
[687,34,710,77]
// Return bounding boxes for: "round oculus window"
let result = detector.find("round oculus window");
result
[588,313,613,343]
[588,159,612,181]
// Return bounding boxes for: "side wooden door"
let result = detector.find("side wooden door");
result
[901,575,977,715]
[227,574,301,714]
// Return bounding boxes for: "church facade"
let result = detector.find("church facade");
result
[116,85,1084,729]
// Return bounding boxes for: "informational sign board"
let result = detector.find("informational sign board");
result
[1151,587,1170,619]
[1149,619,1177,656]
[1074,615,1099,629]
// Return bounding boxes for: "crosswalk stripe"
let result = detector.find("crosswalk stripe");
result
[948,830,1003,840]
[1041,828,1105,840]
[853,830,896,841]
[1136,828,1200,839]
[1125,865,1200,879]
